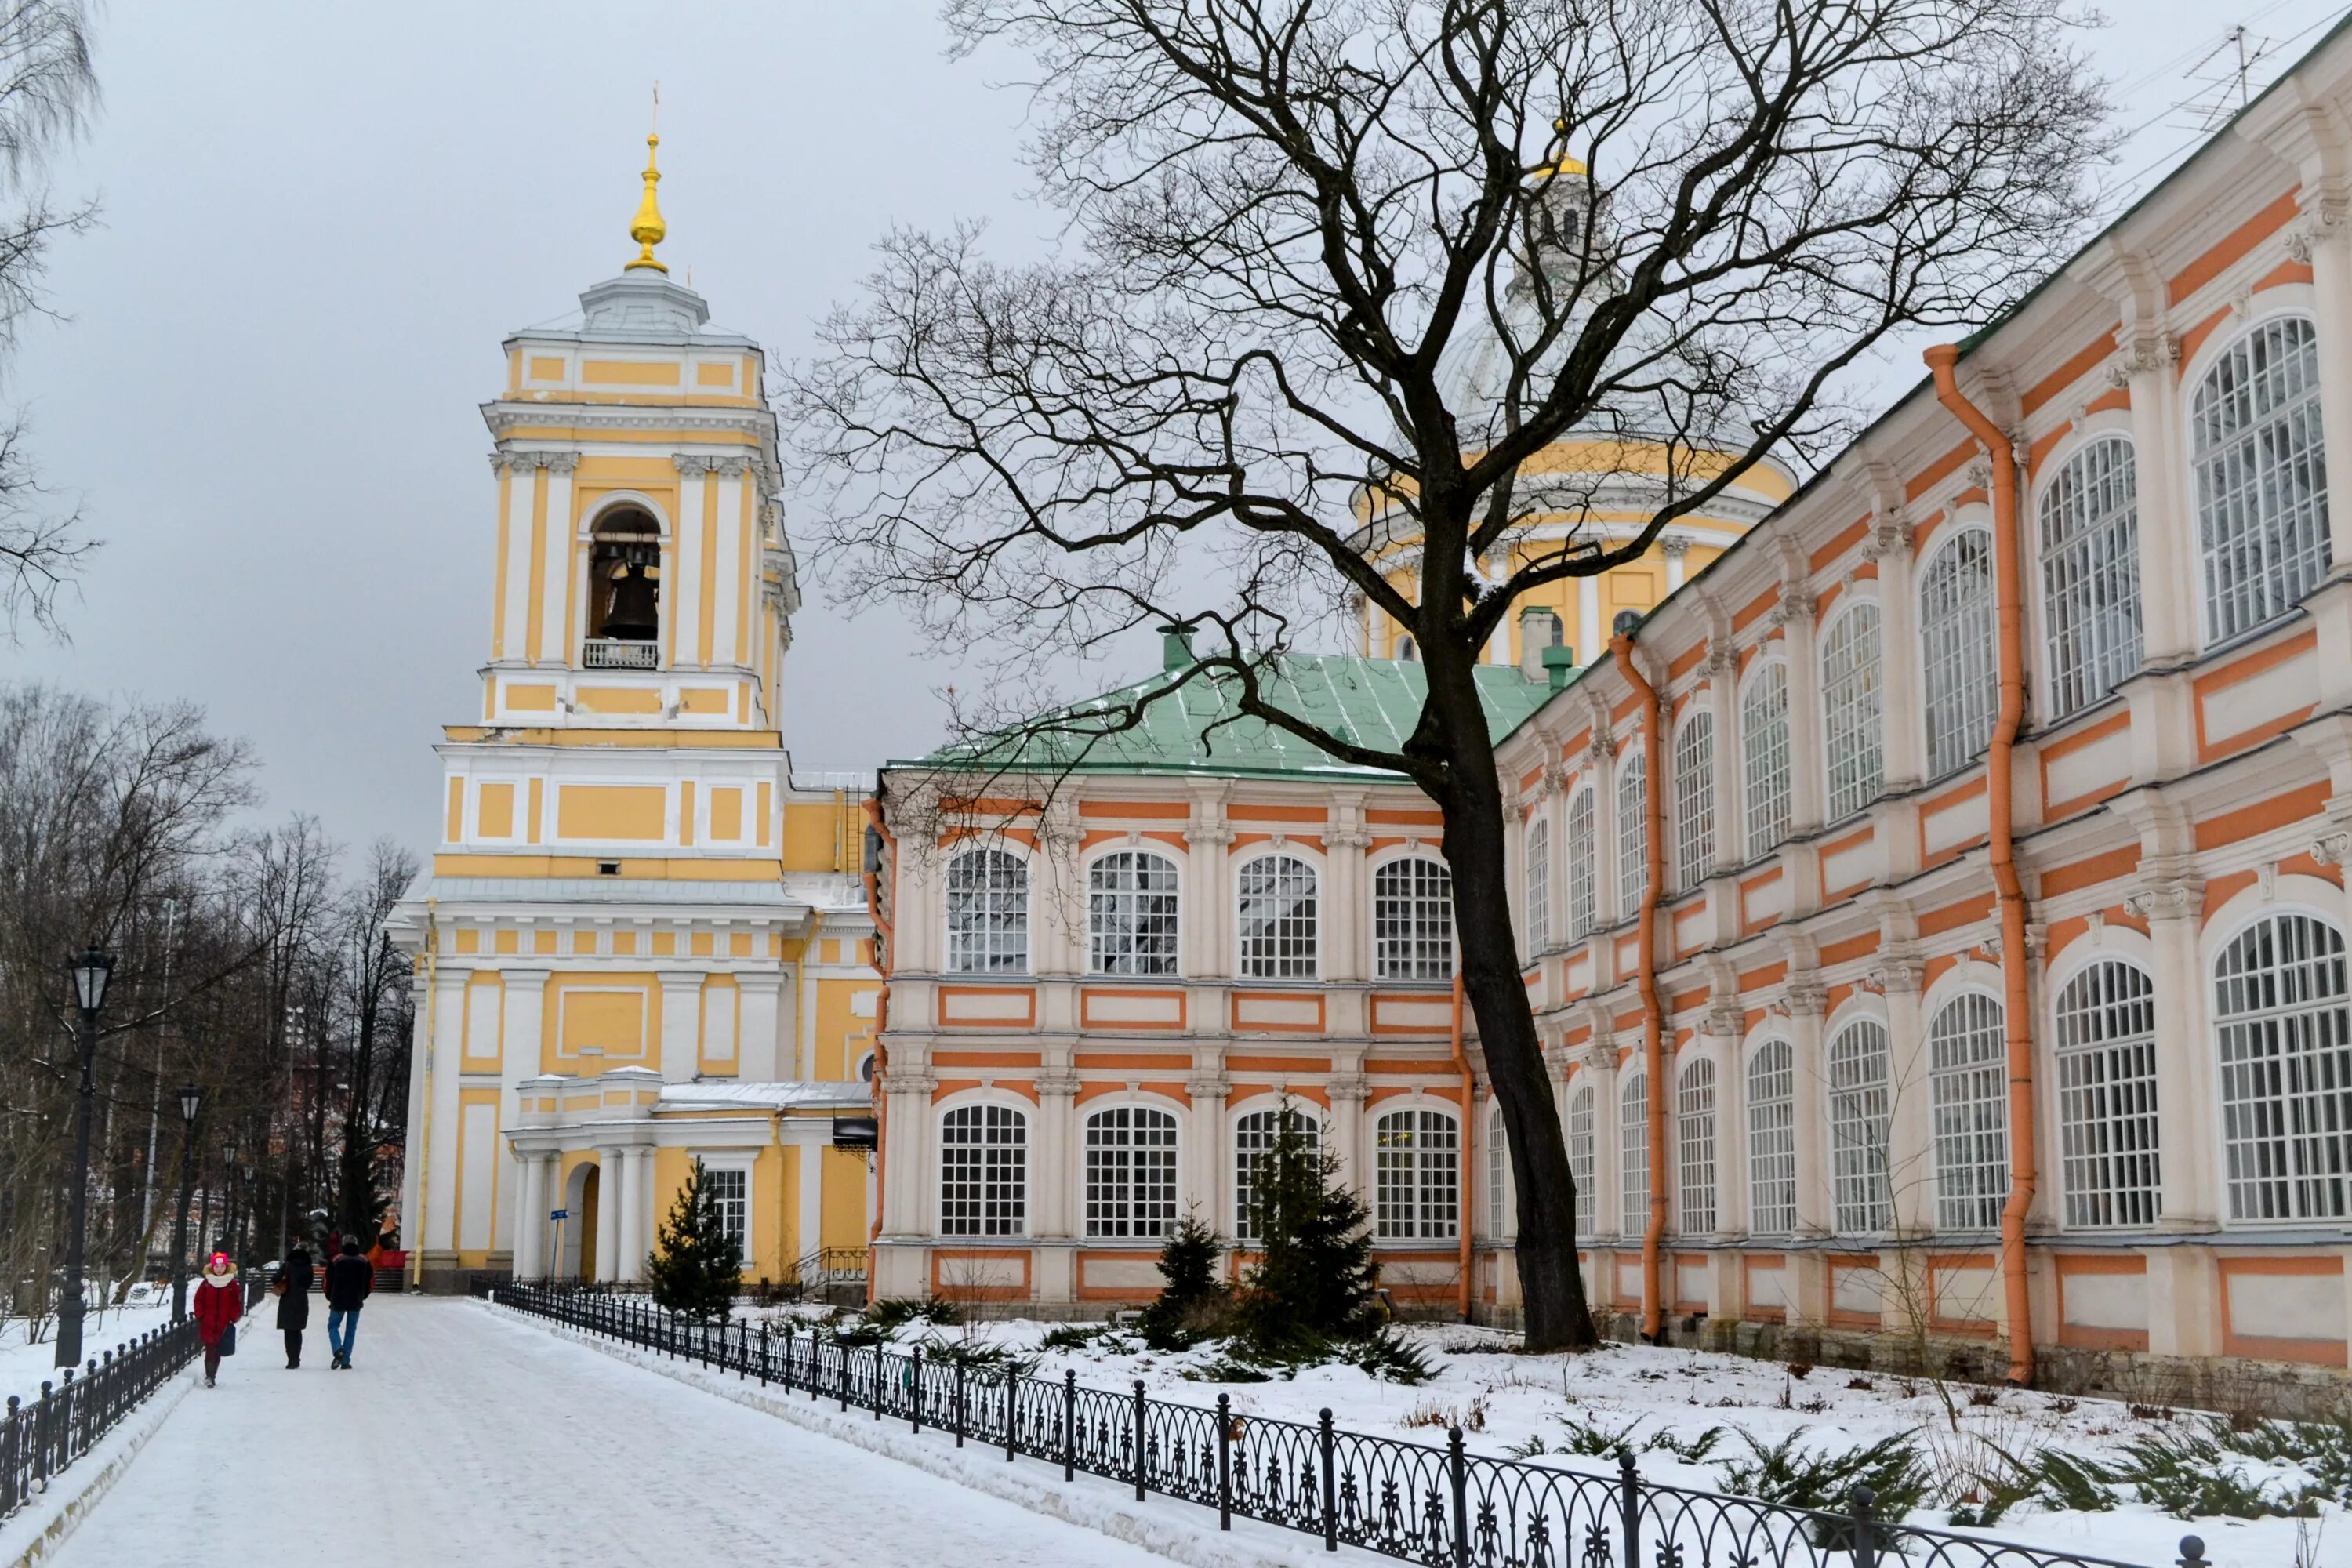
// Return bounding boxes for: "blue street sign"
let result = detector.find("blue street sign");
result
[550,1208,568,1220]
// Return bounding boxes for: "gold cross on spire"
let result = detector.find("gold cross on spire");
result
[626,85,667,273]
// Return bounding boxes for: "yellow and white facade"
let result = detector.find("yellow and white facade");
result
[391,142,881,1292]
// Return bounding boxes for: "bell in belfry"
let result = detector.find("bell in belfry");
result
[602,561,659,641]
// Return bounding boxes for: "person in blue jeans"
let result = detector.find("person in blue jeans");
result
[323,1236,374,1367]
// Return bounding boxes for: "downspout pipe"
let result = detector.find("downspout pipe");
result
[1926,345,2037,1387]
[1609,622,1669,1343]
[1449,971,1473,1321]
[862,796,899,1308]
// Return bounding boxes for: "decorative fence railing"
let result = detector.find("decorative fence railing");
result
[1,1276,263,1523]
[488,1282,2205,1568]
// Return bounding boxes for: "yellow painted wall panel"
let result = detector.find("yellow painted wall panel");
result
[477,782,515,839]
[555,784,667,841]
[533,929,557,955]
[678,688,730,714]
[445,778,464,842]
[454,928,479,954]
[581,358,682,386]
[680,779,697,848]
[546,975,653,1069]
[781,801,850,872]
[709,786,743,841]
[494,929,518,956]
[755,782,772,847]
[527,356,566,379]
[526,777,544,844]
[613,931,637,956]
[821,1147,868,1250]
[574,687,662,715]
[695,361,735,387]
[504,684,557,712]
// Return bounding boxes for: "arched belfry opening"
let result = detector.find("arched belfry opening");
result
[586,506,662,666]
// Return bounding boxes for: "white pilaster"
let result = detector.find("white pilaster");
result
[658,968,702,1082]
[513,1146,544,1280]
[539,454,576,666]
[713,458,747,668]
[592,1147,621,1283]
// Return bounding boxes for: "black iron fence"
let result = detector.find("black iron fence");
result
[490,1281,2207,1568]
[2,1276,265,1522]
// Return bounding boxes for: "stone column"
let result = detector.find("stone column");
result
[1584,1040,1621,1247]
[878,1053,936,1243]
[1867,519,1924,793]
[423,965,468,1264]
[657,969,704,1082]
[735,971,784,1082]
[514,1152,544,1281]
[2132,876,2216,1229]
[620,1146,652,1283]
[1663,537,1690,593]
[490,452,529,662]
[1034,1067,1080,1241]
[1327,1069,1369,1208]
[670,455,709,670]
[2285,205,2352,576]
[540,453,577,666]
[1323,818,1369,985]
[1784,978,1831,1327]
[1577,576,1603,666]
[2117,334,2198,663]
[1187,1066,1229,1232]
[1875,949,1932,1239]
[592,1147,621,1283]
[711,456,748,670]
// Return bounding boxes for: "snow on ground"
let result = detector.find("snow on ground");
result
[1,1290,172,1406]
[39,1298,1209,1568]
[740,1306,2331,1568]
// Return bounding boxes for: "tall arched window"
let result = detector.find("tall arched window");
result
[946,847,1029,974]
[1928,993,2010,1231]
[1486,1104,1508,1241]
[1920,528,1998,779]
[584,506,663,662]
[1673,711,1716,890]
[1821,604,1885,821]
[1524,817,1551,954]
[1232,1105,1318,1240]
[1566,789,1599,939]
[1567,1083,1595,1240]
[1374,856,1454,981]
[1088,850,1179,976]
[1741,660,1791,862]
[2195,315,2331,642]
[1828,1018,1893,1233]
[1616,753,1648,916]
[1747,1039,1797,1236]
[1375,1109,1459,1240]
[2040,436,2143,717]
[1620,1073,1650,1237]
[1236,854,1319,978]
[1677,1057,1717,1236]
[2053,959,2161,1228]
[2215,912,2352,1222]
[940,1103,1027,1236]
[1084,1105,1179,1238]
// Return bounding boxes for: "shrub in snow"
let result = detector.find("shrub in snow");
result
[1233,1104,1377,1357]
[1715,1428,1933,1544]
[645,1158,742,1321]
[1135,1210,1228,1350]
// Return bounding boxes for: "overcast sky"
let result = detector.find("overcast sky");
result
[5,0,2347,858]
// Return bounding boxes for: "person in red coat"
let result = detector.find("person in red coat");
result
[192,1252,241,1387]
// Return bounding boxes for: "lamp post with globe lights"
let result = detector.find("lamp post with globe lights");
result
[56,943,115,1369]
[171,1084,202,1320]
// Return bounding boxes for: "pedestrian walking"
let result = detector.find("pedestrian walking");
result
[324,1236,372,1368]
[275,1243,313,1367]
[192,1252,241,1387]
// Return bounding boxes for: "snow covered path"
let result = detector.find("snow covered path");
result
[45,1297,1177,1568]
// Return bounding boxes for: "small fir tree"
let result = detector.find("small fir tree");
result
[1135,1208,1226,1348]
[645,1158,742,1321]
[1237,1103,1377,1355]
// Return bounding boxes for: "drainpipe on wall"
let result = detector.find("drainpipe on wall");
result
[1450,970,1473,1320]
[1609,620,1670,1343]
[862,797,899,1309]
[1925,345,2038,1387]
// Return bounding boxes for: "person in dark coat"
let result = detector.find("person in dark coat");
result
[275,1244,313,1367]
[192,1252,241,1387]
[323,1236,373,1369]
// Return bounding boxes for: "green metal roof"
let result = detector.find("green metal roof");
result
[895,654,1558,782]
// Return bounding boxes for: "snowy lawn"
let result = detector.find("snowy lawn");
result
[735,1304,2338,1568]
[1,1289,172,1405]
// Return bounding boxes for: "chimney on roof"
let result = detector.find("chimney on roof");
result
[1517,604,1563,681]
[1158,622,1196,672]
[1543,644,1577,691]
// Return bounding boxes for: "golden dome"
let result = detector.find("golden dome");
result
[626,130,667,273]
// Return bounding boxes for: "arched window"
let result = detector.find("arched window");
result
[1566,789,1599,939]
[1567,1083,1595,1241]
[940,1103,1026,1236]
[1374,1109,1459,1240]
[1486,1104,1508,1241]
[2040,436,2143,717]
[1524,817,1551,955]
[584,506,663,664]
[1620,1073,1650,1237]
[1616,753,1647,916]
[1084,1105,1179,1238]
[1741,660,1791,862]
[1374,856,1454,981]
[1396,635,1419,661]
[1821,604,1885,821]
[2215,913,2352,1222]
[1747,1039,1797,1236]
[1928,993,2010,1231]
[1236,854,1319,978]
[1233,1105,1319,1240]
[1677,1057,1717,1236]
[2053,959,2161,1228]
[2195,316,2331,643]
[1920,529,1998,779]
[1673,711,1715,890]
[946,847,1028,974]
[1088,850,1180,976]
[1828,1018,1893,1233]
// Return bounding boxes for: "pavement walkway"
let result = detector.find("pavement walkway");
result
[45,1295,1176,1568]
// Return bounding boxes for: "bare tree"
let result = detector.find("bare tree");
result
[791,0,2111,1349]
[0,0,97,640]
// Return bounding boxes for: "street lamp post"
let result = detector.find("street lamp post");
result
[171,1085,201,1322]
[56,943,115,1369]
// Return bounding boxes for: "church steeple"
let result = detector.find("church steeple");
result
[625,94,668,273]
